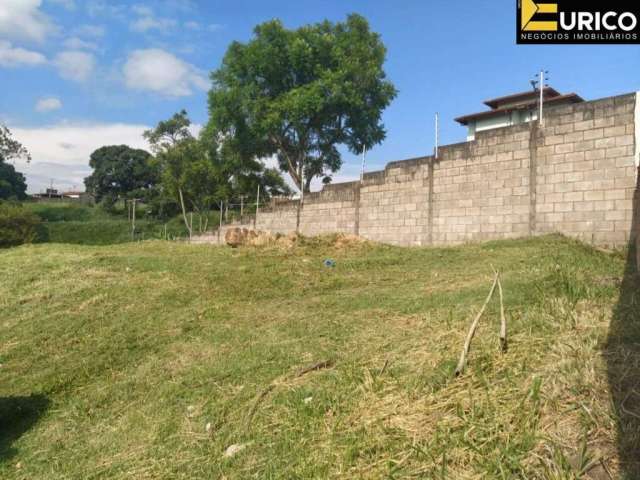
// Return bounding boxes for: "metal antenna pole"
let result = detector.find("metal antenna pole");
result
[539,70,544,126]
[434,112,439,159]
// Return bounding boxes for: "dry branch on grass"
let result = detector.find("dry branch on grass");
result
[245,360,334,429]
[497,275,507,353]
[455,273,499,376]
[294,360,334,377]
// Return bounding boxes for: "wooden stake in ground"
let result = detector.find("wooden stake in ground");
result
[131,198,136,240]
[455,273,499,376]
[497,276,507,353]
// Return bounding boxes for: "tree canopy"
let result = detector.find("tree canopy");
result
[84,145,157,204]
[143,110,193,153]
[0,125,30,200]
[207,13,397,192]
[145,110,291,235]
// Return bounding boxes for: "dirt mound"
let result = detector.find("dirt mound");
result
[225,227,249,247]
[332,233,367,249]
[248,231,275,247]
[276,232,300,249]
[226,230,365,249]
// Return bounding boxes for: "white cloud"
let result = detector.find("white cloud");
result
[48,0,76,10]
[35,97,62,112]
[0,41,46,67]
[53,50,95,82]
[131,16,176,33]
[85,1,125,20]
[10,121,202,192]
[184,21,200,30]
[63,37,98,51]
[130,4,176,33]
[0,0,56,43]
[74,24,105,38]
[132,4,153,17]
[9,122,152,192]
[123,49,208,97]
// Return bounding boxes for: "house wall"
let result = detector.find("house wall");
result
[212,91,639,248]
[467,110,538,141]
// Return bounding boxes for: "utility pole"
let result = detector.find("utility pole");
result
[240,195,245,223]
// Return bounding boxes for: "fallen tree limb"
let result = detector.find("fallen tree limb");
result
[497,275,507,353]
[245,359,334,430]
[455,273,499,376]
[378,358,390,377]
[295,360,334,377]
[245,384,276,429]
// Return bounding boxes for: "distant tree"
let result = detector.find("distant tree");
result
[207,14,397,193]
[231,166,292,201]
[148,111,292,236]
[200,126,293,201]
[84,145,158,205]
[143,110,192,153]
[159,138,225,237]
[0,125,30,200]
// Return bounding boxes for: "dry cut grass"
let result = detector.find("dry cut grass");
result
[0,234,637,479]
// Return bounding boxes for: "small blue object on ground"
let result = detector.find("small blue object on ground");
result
[323,259,336,268]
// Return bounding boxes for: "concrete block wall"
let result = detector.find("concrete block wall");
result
[209,91,639,248]
[359,159,430,246]
[430,125,533,244]
[535,94,637,246]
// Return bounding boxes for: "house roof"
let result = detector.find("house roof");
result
[483,87,561,109]
[454,91,584,126]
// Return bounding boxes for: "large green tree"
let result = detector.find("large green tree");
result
[143,110,193,153]
[0,125,30,200]
[207,13,397,193]
[145,111,224,237]
[147,110,291,236]
[84,145,158,204]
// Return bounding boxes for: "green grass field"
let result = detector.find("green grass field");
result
[0,235,638,479]
[24,202,195,245]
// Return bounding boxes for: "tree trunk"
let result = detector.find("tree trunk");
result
[178,187,192,240]
[304,174,313,194]
[287,167,302,192]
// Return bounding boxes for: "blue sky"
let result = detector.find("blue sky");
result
[1,0,639,192]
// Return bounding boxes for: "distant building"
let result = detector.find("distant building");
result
[31,189,94,203]
[32,188,64,200]
[455,87,584,141]
[62,191,83,200]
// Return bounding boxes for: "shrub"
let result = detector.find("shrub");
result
[26,202,93,222]
[0,202,44,248]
